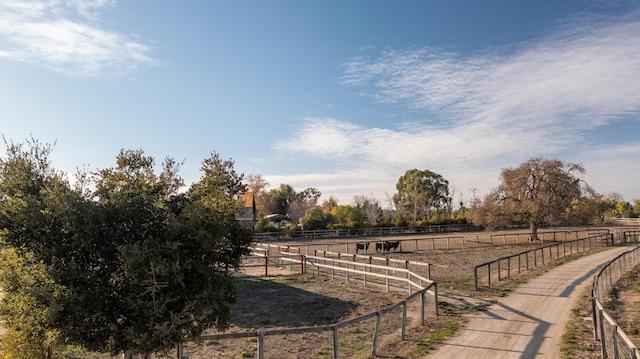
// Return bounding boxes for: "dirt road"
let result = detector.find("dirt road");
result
[425,246,632,359]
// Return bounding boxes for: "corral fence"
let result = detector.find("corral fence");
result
[246,246,434,281]
[591,234,640,359]
[474,231,613,290]
[255,228,612,258]
[254,224,479,241]
[189,253,438,359]
[612,218,640,226]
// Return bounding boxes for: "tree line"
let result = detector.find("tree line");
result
[248,158,638,240]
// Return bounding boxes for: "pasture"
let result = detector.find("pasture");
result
[181,227,613,358]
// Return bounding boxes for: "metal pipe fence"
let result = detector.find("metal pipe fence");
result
[256,228,604,257]
[253,224,480,241]
[474,232,613,290]
[592,237,640,359]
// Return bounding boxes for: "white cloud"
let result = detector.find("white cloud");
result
[0,0,157,78]
[276,10,640,203]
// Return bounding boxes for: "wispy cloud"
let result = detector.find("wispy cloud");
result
[0,0,157,78]
[277,10,640,202]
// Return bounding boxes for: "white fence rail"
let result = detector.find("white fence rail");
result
[186,252,439,359]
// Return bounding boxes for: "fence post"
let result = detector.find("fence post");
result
[300,255,305,274]
[518,254,521,273]
[434,282,439,316]
[258,331,265,359]
[386,258,390,292]
[591,297,598,341]
[612,324,619,359]
[402,301,408,340]
[420,291,426,325]
[264,252,268,277]
[474,266,479,291]
[599,308,607,359]
[372,312,381,357]
[333,326,339,359]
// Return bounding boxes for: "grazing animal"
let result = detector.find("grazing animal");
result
[375,242,384,252]
[383,241,400,252]
[355,242,370,254]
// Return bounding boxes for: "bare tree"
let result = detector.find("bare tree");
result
[353,195,383,225]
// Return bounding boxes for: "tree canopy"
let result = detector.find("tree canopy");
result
[469,158,587,239]
[393,169,451,224]
[0,140,253,357]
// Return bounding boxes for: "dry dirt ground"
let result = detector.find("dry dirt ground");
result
[601,264,640,346]
[176,232,615,359]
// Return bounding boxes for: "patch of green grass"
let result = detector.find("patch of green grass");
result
[560,320,579,358]
[404,316,460,359]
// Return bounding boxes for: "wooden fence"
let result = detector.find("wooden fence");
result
[474,232,613,290]
[184,253,438,359]
[592,234,640,359]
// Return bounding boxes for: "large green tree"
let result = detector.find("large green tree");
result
[471,158,587,240]
[0,140,253,358]
[393,169,451,224]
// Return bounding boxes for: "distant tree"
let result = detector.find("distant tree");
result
[262,184,321,223]
[300,206,335,230]
[353,195,383,225]
[471,158,587,240]
[322,196,339,212]
[633,199,640,218]
[393,169,451,224]
[330,205,364,227]
[289,187,321,222]
[246,174,270,215]
[0,140,253,358]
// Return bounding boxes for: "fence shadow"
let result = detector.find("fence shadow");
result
[230,276,358,329]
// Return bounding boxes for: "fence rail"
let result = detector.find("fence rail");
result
[253,224,479,241]
[592,233,640,359]
[474,232,613,290]
[256,228,606,257]
[188,254,439,359]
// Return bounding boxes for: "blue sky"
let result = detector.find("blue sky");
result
[1,0,639,207]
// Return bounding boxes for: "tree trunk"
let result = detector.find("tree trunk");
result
[530,222,539,241]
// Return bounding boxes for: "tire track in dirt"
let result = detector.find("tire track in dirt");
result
[424,246,632,359]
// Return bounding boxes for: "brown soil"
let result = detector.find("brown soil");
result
[602,266,640,345]
[180,241,578,358]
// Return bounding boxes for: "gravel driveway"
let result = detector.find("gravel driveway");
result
[424,246,632,359]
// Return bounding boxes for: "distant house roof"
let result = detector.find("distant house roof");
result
[263,213,292,222]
